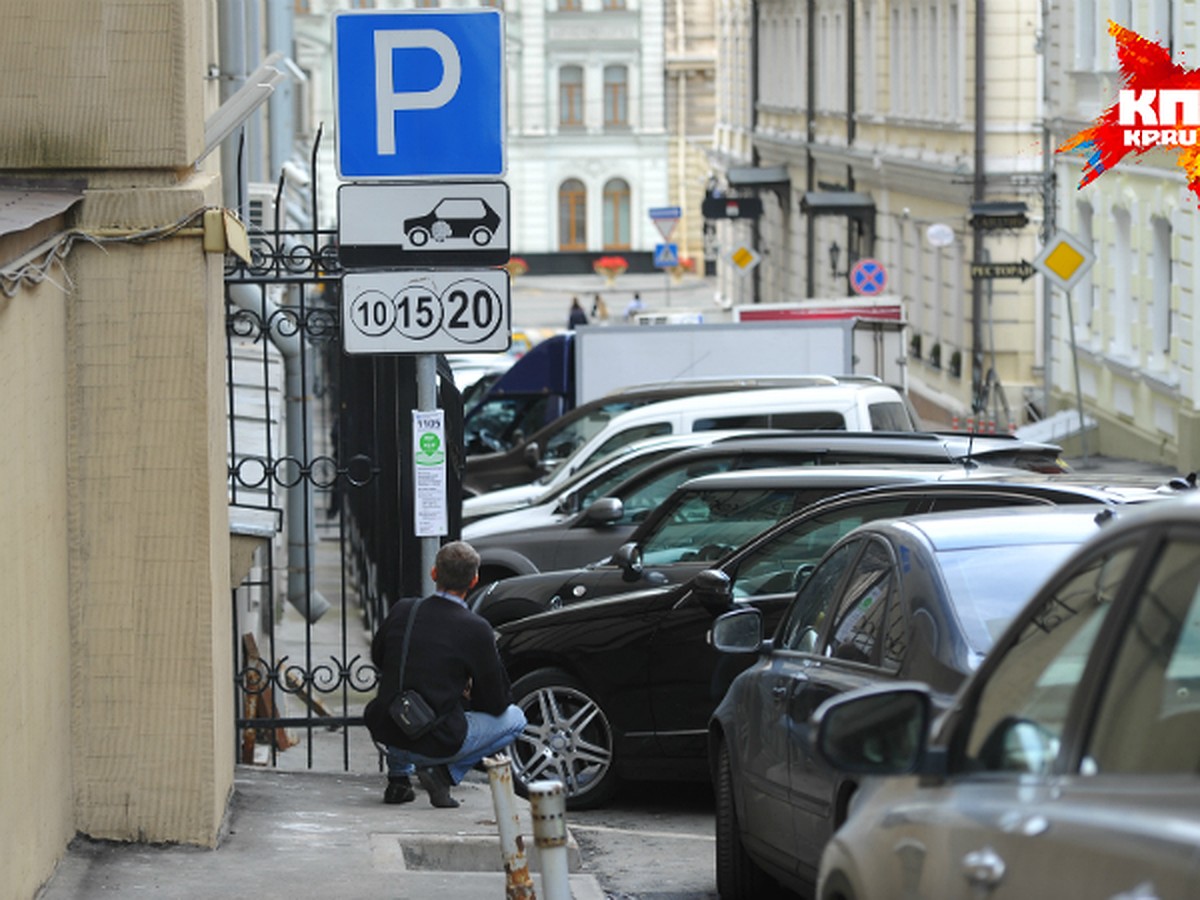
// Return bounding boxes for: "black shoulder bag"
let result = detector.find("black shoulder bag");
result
[388,597,441,739]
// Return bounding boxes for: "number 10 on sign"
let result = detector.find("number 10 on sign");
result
[342,269,511,354]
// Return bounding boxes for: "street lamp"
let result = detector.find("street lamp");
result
[829,241,850,278]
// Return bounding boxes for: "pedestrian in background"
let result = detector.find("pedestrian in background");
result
[568,296,589,329]
[364,541,526,808]
[623,292,645,322]
[591,293,609,323]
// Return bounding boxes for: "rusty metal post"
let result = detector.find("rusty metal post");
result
[528,780,571,900]
[485,754,537,900]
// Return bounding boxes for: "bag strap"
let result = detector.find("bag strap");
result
[395,596,426,694]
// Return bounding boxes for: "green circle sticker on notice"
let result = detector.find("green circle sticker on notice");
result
[416,431,445,465]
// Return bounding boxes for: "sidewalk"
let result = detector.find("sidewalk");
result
[39,767,605,900]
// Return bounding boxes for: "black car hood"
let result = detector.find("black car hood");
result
[495,581,679,640]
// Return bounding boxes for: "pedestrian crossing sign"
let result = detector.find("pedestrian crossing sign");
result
[653,243,679,268]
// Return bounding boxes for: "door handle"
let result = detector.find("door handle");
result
[961,847,1005,889]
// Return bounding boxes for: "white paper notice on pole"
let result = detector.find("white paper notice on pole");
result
[412,409,448,537]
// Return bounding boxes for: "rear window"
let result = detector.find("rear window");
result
[694,411,846,431]
[868,401,915,431]
[939,543,1090,654]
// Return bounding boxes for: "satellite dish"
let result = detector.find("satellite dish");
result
[926,223,955,247]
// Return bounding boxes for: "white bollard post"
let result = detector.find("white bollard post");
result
[485,754,537,900]
[528,780,571,900]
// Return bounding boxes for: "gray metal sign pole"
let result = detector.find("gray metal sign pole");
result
[417,354,438,596]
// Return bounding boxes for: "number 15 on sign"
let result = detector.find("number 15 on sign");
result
[342,269,511,354]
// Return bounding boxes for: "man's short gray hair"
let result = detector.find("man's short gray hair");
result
[435,541,481,592]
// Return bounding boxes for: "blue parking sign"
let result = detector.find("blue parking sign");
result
[334,10,505,179]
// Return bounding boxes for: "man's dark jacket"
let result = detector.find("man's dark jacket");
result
[364,594,514,758]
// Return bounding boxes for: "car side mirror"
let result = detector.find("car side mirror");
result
[710,607,765,654]
[523,441,541,470]
[612,542,644,581]
[813,683,932,776]
[582,497,623,526]
[692,568,733,615]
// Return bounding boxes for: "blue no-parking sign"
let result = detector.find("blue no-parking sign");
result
[333,10,505,179]
[850,258,888,296]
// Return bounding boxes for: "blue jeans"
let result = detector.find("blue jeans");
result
[385,704,527,785]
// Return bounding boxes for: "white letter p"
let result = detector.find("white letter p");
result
[374,30,461,156]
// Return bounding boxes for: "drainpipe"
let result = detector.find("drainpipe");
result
[230,282,331,623]
[805,0,816,298]
[970,0,986,413]
[749,0,762,304]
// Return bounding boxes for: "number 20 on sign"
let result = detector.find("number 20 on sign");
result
[342,270,511,354]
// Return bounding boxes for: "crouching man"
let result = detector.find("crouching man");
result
[364,541,526,808]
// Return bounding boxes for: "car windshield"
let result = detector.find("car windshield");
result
[542,402,640,464]
[641,487,800,566]
[559,446,682,511]
[465,396,551,453]
[939,543,1089,657]
[730,497,914,598]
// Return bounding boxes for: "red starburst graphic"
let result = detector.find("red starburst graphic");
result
[1058,21,1200,205]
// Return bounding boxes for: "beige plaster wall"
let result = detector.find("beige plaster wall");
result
[67,176,232,845]
[0,232,75,899]
[2,2,232,894]
[3,0,207,169]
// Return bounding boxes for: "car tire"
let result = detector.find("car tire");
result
[510,667,618,810]
[408,228,430,247]
[715,740,773,900]
[470,226,493,246]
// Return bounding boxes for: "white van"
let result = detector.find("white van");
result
[556,381,916,477]
[463,381,916,519]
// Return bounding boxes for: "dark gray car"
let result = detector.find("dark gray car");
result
[812,491,1200,900]
[706,505,1114,898]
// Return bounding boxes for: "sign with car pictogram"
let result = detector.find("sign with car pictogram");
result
[342,269,510,354]
[338,181,510,268]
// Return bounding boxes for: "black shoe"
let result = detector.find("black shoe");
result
[384,777,415,804]
[416,765,460,808]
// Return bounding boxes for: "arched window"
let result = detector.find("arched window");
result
[603,179,631,249]
[560,66,584,127]
[603,65,629,127]
[559,179,587,250]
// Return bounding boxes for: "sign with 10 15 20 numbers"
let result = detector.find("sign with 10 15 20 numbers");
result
[342,269,510,354]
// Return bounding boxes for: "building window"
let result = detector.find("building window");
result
[559,179,587,250]
[1111,207,1132,356]
[560,66,584,127]
[294,0,312,13]
[1151,217,1172,356]
[349,0,375,7]
[559,0,582,10]
[603,0,626,9]
[1076,200,1096,329]
[604,65,628,127]
[602,179,631,249]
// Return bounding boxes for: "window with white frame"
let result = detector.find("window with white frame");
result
[603,179,631,249]
[1111,207,1132,355]
[1151,217,1172,356]
[559,179,587,250]
[560,65,584,127]
[1075,1,1096,69]
[604,65,629,127]
[1076,200,1096,329]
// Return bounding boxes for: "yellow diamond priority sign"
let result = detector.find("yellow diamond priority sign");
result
[1032,230,1095,292]
[730,245,760,275]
